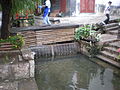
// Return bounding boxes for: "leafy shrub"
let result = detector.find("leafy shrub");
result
[74,24,101,42]
[0,34,25,49]
[86,43,103,57]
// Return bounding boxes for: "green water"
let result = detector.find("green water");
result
[35,54,120,90]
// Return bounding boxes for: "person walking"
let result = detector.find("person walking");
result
[38,0,51,25]
[101,1,112,25]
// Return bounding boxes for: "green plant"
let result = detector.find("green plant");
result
[74,24,101,42]
[86,43,102,57]
[0,34,25,49]
[117,19,120,22]
[75,24,102,57]
[75,25,90,40]
[117,55,120,60]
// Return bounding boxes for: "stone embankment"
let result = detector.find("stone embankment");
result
[0,49,38,90]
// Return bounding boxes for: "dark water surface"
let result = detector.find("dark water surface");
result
[35,54,120,90]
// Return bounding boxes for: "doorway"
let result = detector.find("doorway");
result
[80,0,95,13]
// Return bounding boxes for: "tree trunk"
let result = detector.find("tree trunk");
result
[0,0,12,39]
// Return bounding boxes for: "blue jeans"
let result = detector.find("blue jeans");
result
[43,14,51,25]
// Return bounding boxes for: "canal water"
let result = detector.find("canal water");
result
[35,54,120,90]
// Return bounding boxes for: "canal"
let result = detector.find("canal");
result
[35,54,120,90]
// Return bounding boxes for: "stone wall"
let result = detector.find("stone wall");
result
[12,24,79,47]
[0,50,35,81]
[110,6,120,16]
[0,78,38,90]
[0,49,37,90]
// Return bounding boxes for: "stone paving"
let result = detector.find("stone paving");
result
[0,78,38,90]
[50,13,120,24]
[35,13,120,25]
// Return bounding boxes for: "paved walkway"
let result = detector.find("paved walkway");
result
[53,13,120,24]
[35,13,120,26]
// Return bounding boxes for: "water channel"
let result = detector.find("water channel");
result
[35,54,120,90]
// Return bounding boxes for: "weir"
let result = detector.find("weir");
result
[30,42,80,59]
[11,24,80,58]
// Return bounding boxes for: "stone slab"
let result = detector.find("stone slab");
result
[0,78,38,90]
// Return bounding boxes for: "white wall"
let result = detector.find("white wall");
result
[75,0,80,15]
[95,0,120,6]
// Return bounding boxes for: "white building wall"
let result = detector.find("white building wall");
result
[69,0,120,16]
[95,0,120,6]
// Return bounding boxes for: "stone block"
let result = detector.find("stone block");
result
[18,78,38,90]
[0,81,18,90]
[29,60,35,77]
[14,62,30,79]
[0,65,9,80]
[0,78,38,90]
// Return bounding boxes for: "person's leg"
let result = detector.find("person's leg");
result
[104,14,110,24]
[46,14,51,25]
[43,16,48,24]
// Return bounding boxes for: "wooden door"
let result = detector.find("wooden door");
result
[80,0,95,13]
[60,0,66,12]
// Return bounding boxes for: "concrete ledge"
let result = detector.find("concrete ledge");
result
[11,23,80,33]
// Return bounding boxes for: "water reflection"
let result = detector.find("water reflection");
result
[35,55,120,90]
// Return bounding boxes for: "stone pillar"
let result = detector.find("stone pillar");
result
[29,60,35,77]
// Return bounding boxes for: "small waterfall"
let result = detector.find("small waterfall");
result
[30,42,80,59]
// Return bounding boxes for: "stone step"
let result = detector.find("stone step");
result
[107,30,118,35]
[96,55,120,68]
[100,50,118,61]
[105,25,119,31]
[100,34,117,43]
[105,23,119,28]
[109,40,120,48]
[106,39,119,43]
[103,47,119,55]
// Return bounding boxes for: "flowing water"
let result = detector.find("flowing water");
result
[35,54,120,90]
